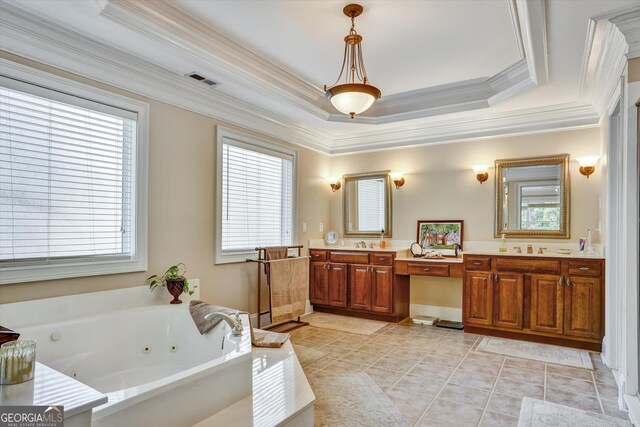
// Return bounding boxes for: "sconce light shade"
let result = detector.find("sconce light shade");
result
[327,176,342,192]
[390,172,405,189]
[577,156,599,178]
[472,165,489,184]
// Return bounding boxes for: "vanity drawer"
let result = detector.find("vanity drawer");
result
[465,256,492,271]
[329,251,370,264]
[309,250,327,262]
[496,257,560,274]
[407,263,450,277]
[568,260,601,277]
[372,253,394,266]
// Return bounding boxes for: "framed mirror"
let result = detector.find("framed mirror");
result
[495,154,570,238]
[343,171,392,237]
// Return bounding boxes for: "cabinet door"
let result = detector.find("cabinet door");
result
[371,266,393,313]
[349,264,372,311]
[530,274,564,334]
[463,271,493,326]
[309,262,328,305]
[564,276,602,339]
[327,263,347,308]
[493,273,524,329]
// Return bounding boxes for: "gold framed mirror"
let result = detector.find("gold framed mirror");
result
[343,171,392,237]
[495,154,570,239]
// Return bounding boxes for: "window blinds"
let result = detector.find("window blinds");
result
[357,178,385,231]
[0,84,136,264]
[221,142,293,252]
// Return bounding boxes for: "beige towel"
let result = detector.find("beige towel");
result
[189,300,236,335]
[269,257,309,324]
[265,246,288,261]
[250,323,290,348]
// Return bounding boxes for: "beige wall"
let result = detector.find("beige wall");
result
[328,129,603,308]
[0,52,332,311]
[629,57,640,83]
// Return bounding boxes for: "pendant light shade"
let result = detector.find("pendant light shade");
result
[324,4,381,119]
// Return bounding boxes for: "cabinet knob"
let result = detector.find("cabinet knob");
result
[558,277,564,286]
[566,278,571,287]
[579,267,590,271]
[423,268,431,272]
[473,262,482,266]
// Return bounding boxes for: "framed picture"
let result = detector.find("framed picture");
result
[416,220,464,254]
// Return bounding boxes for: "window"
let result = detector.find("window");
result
[216,127,296,263]
[0,64,148,284]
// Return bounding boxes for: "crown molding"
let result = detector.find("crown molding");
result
[0,2,334,154]
[515,0,548,85]
[329,102,599,155]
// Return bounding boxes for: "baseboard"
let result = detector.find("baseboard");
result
[410,303,462,322]
[623,393,640,426]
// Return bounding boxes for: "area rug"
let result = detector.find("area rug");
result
[308,372,409,427]
[476,337,593,369]
[301,312,388,335]
[517,398,631,426]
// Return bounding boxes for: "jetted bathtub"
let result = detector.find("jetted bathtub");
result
[17,303,253,427]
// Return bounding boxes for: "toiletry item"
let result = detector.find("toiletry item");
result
[0,339,36,385]
[379,229,386,249]
[527,244,533,254]
[499,234,507,252]
[586,229,595,255]
[412,315,439,325]
[579,238,586,252]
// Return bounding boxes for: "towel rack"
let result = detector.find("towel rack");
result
[246,245,309,331]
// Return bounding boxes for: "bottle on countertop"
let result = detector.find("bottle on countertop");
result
[379,229,386,249]
[499,233,507,253]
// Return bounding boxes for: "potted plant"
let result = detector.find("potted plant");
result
[147,263,197,304]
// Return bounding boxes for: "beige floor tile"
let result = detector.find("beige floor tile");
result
[370,335,409,346]
[386,388,431,425]
[546,373,597,397]
[601,399,631,421]
[356,341,398,355]
[374,355,420,373]
[388,344,432,361]
[409,362,457,381]
[449,370,498,390]
[486,392,525,418]
[503,357,545,372]
[418,399,483,427]
[323,359,368,374]
[545,387,602,414]
[546,363,594,382]
[465,351,505,366]
[329,335,368,348]
[499,366,544,385]
[365,366,405,391]
[392,373,445,397]
[437,382,490,409]
[305,354,338,370]
[421,352,465,367]
[596,381,619,402]
[479,411,519,427]
[457,359,503,376]
[303,334,338,345]
[493,377,544,399]
[594,369,618,387]
[340,349,383,365]
[432,345,470,357]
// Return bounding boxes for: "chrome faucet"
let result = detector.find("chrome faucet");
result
[453,244,462,258]
[513,246,522,254]
[356,241,367,248]
[204,311,244,336]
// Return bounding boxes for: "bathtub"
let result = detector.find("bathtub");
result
[16,303,253,427]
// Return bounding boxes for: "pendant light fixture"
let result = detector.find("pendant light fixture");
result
[324,3,381,119]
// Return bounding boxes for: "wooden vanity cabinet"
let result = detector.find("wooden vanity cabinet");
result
[310,249,407,322]
[463,255,605,351]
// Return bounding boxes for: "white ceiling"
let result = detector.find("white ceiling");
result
[0,0,638,153]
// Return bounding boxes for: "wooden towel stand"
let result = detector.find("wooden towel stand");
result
[246,245,309,331]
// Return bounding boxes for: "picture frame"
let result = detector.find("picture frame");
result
[416,220,464,255]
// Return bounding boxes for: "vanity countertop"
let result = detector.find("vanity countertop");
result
[463,249,605,260]
[309,245,404,253]
[395,256,463,263]
[0,362,107,417]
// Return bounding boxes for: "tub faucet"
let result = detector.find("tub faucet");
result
[204,311,244,336]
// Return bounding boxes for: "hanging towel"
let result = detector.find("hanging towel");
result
[269,256,309,324]
[250,322,290,348]
[189,300,237,335]
[265,246,289,261]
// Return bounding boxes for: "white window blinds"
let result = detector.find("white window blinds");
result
[221,141,293,253]
[0,84,137,265]
[357,178,385,231]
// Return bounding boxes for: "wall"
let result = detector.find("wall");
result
[328,129,603,311]
[0,52,332,311]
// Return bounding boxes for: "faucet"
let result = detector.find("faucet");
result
[513,246,522,254]
[204,311,244,336]
[356,241,367,248]
[453,244,462,258]
[538,247,547,254]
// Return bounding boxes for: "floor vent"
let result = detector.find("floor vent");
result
[185,72,219,87]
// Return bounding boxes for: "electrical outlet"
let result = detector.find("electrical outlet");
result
[302,223,307,232]
[319,223,324,232]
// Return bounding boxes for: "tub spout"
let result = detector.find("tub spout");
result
[204,312,244,336]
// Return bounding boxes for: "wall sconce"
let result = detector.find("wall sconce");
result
[472,165,489,184]
[327,176,341,192]
[390,172,405,189]
[577,156,599,178]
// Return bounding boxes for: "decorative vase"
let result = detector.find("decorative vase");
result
[166,279,185,304]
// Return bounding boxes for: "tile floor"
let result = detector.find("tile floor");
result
[290,320,630,427]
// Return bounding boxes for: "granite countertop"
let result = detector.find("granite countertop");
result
[309,245,403,253]
[395,256,464,263]
[0,362,107,417]
[463,249,605,260]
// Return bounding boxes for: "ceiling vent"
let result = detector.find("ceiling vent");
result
[185,72,219,87]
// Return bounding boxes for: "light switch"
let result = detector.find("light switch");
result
[302,222,307,232]
[319,223,324,232]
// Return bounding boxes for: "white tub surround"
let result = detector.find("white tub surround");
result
[1,283,254,426]
[0,362,107,427]
[196,340,315,427]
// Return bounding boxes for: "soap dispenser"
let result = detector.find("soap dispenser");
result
[499,234,507,253]
[379,229,386,249]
